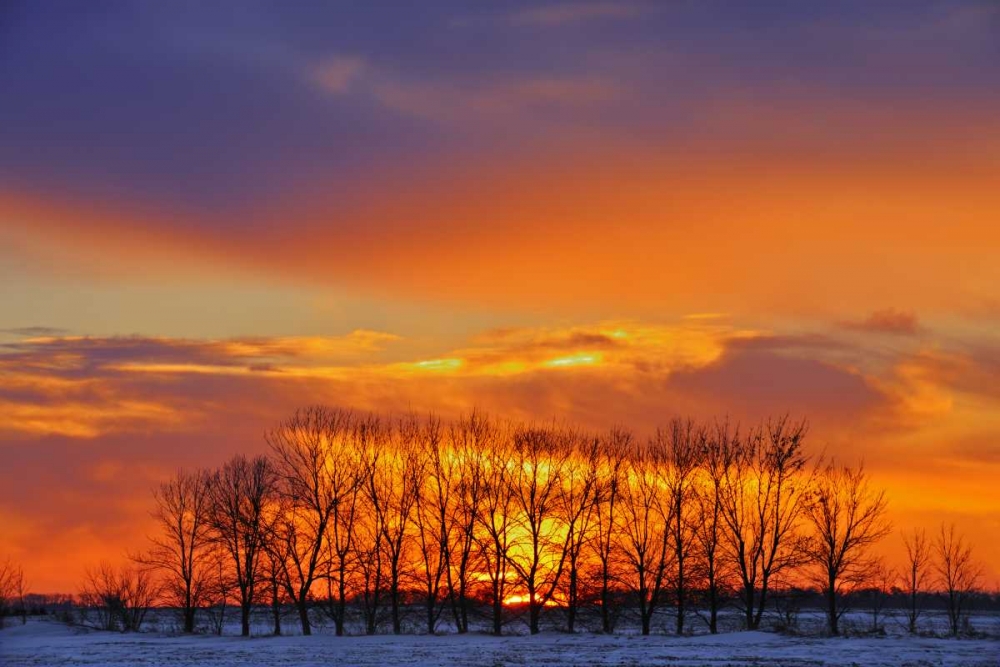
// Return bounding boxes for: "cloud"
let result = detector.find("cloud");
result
[0,326,69,337]
[3,319,1000,589]
[841,308,921,335]
[509,2,646,26]
[371,75,620,122]
[308,55,366,94]
[0,321,885,440]
[453,2,646,28]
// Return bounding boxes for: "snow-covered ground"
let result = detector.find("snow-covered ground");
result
[2,619,998,667]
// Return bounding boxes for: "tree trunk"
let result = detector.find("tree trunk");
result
[391,578,402,635]
[675,554,685,635]
[241,604,251,637]
[676,586,685,635]
[708,581,718,634]
[567,568,577,633]
[458,592,469,634]
[601,578,612,633]
[492,595,503,636]
[183,607,195,634]
[336,573,347,636]
[743,585,755,630]
[297,601,311,636]
[528,583,540,635]
[827,573,839,636]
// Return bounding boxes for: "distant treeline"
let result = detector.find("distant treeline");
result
[3,408,986,638]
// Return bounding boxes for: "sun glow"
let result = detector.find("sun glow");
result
[544,353,601,368]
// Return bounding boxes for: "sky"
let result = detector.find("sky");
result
[1,0,999,592]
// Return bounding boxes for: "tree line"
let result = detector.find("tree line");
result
[30,407,987,637]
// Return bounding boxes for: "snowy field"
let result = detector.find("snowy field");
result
[2,619,998,667]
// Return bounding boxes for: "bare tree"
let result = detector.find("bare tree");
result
[353,414,388,635]
[660,418,703,635]
[507,424,572,635]
[695,419,738,634]
[368,414,423,635]
[863,559,894,634]
[262,547,286,635]
[934,523,982,636]
[141,468,213,633]
[591,427,630,633]
[208,454,278,637]
[717,417,811,630]
[444,412,489,634]
[203,548,234,636]
[804,462,891,636]
[411,415,450,634]
[322,416,369,636]
[79,562,158,632]
[321,472,363,636]
[267,406,359,635]
[477,420,517,636]
[618,440,673,635]
[0,558,25,628]
[354,500,385,635]
[558,433,599,633]
[900,528,931,634]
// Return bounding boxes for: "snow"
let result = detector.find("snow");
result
[2,619,998,667]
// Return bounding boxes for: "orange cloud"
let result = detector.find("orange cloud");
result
[4,120,999,323]
[2,318,999,589]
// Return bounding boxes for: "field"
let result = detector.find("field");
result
[2,614,998,667]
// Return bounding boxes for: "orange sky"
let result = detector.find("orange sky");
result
[1,1,999,592]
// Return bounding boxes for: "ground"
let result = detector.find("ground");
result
[2,619,998,667]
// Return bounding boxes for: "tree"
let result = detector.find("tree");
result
[0,559,25,628]
[368,414,423,635]
[507,424,572,635]
[558,433,599,633]
[351,414,388,635]
[660,418,703,635]
[142,468,213,633]
[862,559,894,634]
[267,406,360,636]
[900,528,931,634]
[804,462,891,636]
[477,420,517,636]
[203,548,234,636]
[591,427,630,633]
[262,547,286,636]
[934,523,982,636]
[618,440,673,635]
[717,417,811,630]
[695,419,738,634]
[444,412,489,634]
[208,454,278,637]
[79,562,158,632]
[322,417,369,637]
[408,417,454,634]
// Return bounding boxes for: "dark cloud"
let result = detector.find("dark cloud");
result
[840,309,920,335]
[667,342,885,423]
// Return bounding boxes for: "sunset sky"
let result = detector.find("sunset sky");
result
[2,1,999,591]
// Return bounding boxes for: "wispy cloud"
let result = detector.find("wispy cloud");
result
[453,2,648,28]
[841,308,921,335]
[509,2,646,26]
[0,326,69,337]
[308,55,366,94]
[371,75,620,122]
